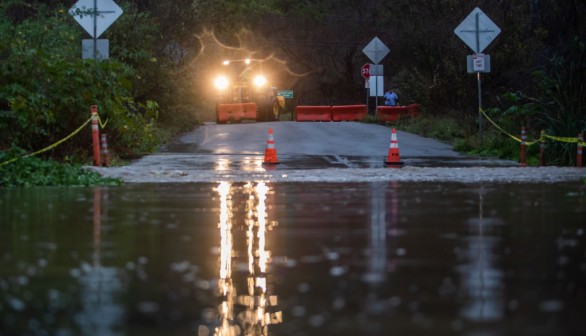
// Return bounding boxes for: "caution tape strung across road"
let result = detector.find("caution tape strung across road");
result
[480,108,586,146]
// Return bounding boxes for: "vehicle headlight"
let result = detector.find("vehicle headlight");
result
[253,75,267,88]
[214,76,229,90]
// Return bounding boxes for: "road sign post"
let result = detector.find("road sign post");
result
[363,37,390,114]
[455,7,500,145]
[69,0,123,60]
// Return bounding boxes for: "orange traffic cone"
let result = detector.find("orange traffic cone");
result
[263,128,279,164]
[385,128,403,166]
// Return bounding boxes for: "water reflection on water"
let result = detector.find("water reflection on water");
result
[0,182,585,335]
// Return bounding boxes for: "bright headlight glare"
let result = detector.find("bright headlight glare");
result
[214,76,229,90]
[253,75,267,87]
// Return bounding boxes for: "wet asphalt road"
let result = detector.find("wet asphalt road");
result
[89,122,585,183]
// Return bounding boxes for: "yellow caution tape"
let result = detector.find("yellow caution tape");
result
[0,116,93,167]
[480,108,523,142]
[98,115,108,129]
[480,108,585,146]
[544,134,586,146]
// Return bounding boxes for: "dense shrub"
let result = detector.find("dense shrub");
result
[0,148,120,188]
[0,1,169,161]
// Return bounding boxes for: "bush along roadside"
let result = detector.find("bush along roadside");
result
[0,149,121,188]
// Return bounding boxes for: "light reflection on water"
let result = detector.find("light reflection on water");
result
[0,182,584,335]
[202,181,281,336]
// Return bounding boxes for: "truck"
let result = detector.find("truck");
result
[213,62,284,124]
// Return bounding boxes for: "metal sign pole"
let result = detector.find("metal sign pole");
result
[475,13,483,145]
[477,72,483,145]
[366,82,369,114]
[375,66,379,112]
[93,0,97,60]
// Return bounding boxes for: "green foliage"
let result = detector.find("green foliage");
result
[485,35,586,165]
[0,1,170,161]
[0,148,121,188]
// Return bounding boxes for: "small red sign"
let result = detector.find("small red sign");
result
[361,63,370,79]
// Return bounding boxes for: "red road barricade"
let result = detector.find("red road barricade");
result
[377,104,421,122]
[295,106,332,122]
[331,105,367,121]
[376,106,406,122]
[216,103,257,124]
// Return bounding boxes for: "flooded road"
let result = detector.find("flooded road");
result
[1,182,585,335]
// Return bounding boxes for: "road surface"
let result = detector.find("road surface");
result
[89,121,585,183]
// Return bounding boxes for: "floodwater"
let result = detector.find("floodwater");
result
[1,182,585,336]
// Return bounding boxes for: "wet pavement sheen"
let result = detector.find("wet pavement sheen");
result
[1,182,585,335]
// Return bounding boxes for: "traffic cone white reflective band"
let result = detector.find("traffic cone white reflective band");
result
[385,128,403,166]
[263,128,279,164]
[100,133,110,167]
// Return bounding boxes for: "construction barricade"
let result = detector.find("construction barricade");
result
[376,104,421,122]
[331,105,367,121]
[376,106,406,122]
[216,102,257,124]
[295,106,332,122]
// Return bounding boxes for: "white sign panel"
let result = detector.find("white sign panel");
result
[467,54,491,73]
[362,37,390,64]
[454,7,501,53]
[473,53,485,71]
[369,76,384,97]
[69,0,123,38]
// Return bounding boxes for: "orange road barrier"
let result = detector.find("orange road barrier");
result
[91,105,101,167]
[100,134,110,167]
[295,106,332,122]
[376,106,406,122]
[263,128,279,164]
[540,130,546,166]
[240,102,257,121]
[520,127,527,167]
[216,103,257,124]
[377,105,421,122]
[578,132,583,168]
[331,105,367,121]
[385,128,403,166]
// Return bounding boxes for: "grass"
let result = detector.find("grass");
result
[0,149,121,188]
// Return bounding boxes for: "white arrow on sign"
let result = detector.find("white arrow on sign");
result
[454,7,500,54]
[69,0,123,39]
[362,37,389,64]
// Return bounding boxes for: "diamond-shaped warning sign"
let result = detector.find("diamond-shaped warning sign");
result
[362,37,390,64]
[454,7,500,53]
[69,0,123,38]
